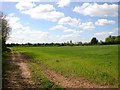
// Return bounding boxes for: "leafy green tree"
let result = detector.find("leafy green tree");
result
[91,37,98,45]
[114,36,120,43]
[0,12,11,52]
[105,35,120,44]
[105,35,111,43]
[99,40,104,45]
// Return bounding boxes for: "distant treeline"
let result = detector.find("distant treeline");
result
[7,35,120,47]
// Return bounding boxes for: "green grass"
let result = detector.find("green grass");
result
[28,62,62,89]
[12,45,118,87]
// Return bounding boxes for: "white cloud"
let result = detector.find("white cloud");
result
[57,30,83,42]
[73,3,118,17]
[79,22,95,30]
[2,0,19,2]
[57,0,70,8]
[95,31,114,36]
[94,31,114,41]
[21,4,64,22]
[6,14,83,44]
[16,2,36,11]
[63,29,83,33]
[50,25,67,31]
[8,29,50,44]
[63,29,74,33]
[94,28,118,41]
[95,19,115,26]
[49,25,73,33]
[58,16,80,26]
[64,29,83,34]
[49,24,83,34]
[6,13,52,43]
[6,13,23,30]
[3,0,40,2]
[58,16,95,30]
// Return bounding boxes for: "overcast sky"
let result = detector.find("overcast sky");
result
[1,0,119,44]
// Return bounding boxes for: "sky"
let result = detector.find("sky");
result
[1,0,119,44]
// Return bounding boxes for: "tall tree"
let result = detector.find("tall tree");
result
[0,12,11,51]
[105,35,113,43]
[91,37,98,45]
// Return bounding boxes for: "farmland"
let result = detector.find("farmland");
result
[12,45,118,87]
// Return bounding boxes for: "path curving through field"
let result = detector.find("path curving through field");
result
[5,50,111,88]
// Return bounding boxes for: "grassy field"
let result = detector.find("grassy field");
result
[12,45,118,87]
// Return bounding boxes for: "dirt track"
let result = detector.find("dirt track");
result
[3,50,111,89]
[2,51,36,89]
[35,61,110,88]
[13,52,34,85]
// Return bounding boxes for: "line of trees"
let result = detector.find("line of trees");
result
[91,35,120,45]
[6,35,120,47]
[105,35,120,44]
